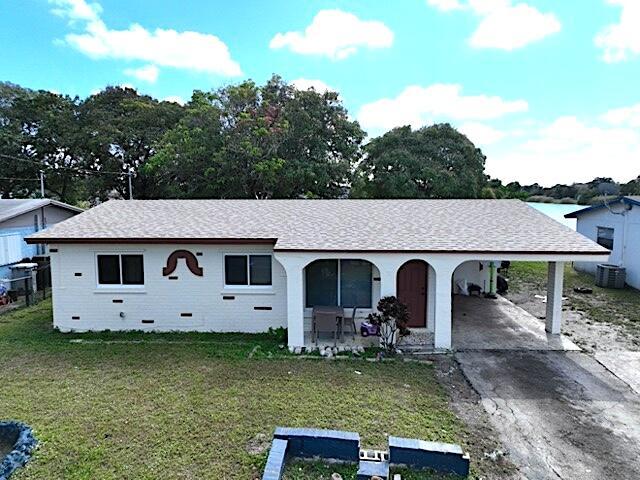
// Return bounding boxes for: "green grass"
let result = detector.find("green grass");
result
[0,301,464,479]
[508,261,640,333]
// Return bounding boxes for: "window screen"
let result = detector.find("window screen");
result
[340,260,372,308]
[225,255,248,285]
[597,227,614,250]
[121,255,144,285]
[97,255,120,284]
[250,255,272,286]
[305,260,338,307]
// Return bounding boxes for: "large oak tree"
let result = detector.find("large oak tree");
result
[351,124,487,199]
[146,75,365,199]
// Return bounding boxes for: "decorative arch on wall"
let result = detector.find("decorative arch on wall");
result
[162,250,204,277]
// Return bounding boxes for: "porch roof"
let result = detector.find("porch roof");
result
[27,199,608,255]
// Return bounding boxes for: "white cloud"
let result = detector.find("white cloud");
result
[162,95,186,105]
[470,3,561,50]
[459,122,507,145]
[426,0,464,11]
[124,64,159,83]
[50,0,101,22]
[595,0,640,62]
[49,0,242,77]
[269,9,393,60]
[357,83,528,131]
[291,78,334,93]
[427,0,561,50]
[602,102,640,127]
[486,116,640,185]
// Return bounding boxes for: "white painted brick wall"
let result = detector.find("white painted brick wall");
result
[50,243,287,333]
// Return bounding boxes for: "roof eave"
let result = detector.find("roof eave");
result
[0,199,84,224]
[565,196,640,218]
[25,237,277,245]
[272,247,610,256]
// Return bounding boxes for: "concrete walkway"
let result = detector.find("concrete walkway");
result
[457,350,640,480]
[595,350,640,394]
[452,295,580,351]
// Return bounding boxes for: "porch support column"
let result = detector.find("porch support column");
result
[427,265,436,333]
[545,261,564,334]
[274,254,306,348]
[432,262,456,350]
[378,260,399,299]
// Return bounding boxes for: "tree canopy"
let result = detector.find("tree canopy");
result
[0,82,184,203]
[146,76,364,199]
[1,78,637,205]
[351,124,487,199]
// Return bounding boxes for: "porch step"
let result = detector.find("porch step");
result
[400,344,434,352]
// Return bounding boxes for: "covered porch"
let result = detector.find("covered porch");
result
[274,251,610,351]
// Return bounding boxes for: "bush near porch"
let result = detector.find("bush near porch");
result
[507,261,640,336]
[0,301,471,480]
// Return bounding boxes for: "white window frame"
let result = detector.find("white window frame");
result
[95,252,145,289]
[223,253,273,290]
[596,226,615,250]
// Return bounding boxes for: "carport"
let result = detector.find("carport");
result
[451,294,580,351]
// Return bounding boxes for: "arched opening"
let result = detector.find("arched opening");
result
[397,260,433,329]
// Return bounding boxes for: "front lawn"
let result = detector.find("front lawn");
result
[0,302,465,479]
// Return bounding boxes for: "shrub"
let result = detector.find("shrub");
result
[367,296,410,354]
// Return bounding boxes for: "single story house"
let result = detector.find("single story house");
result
[27,199,609,350]
[0,199,83,283]
[566,196,640,289]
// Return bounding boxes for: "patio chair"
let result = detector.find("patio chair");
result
[312,306,341,346]
[340,306,358,339]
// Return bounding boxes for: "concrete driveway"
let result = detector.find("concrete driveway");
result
[457,351,640,480]
[452,295,579,351]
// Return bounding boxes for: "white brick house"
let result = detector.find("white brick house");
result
[27,199,609,350]
[566,196,640,289]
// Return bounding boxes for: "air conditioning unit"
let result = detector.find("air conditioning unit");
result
[595,264,626,289]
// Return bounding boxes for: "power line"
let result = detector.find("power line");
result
[1,153,136,199]
[0,153,130,176]
[0,177,40,181]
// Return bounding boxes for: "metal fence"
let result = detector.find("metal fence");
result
[0,259,51,313]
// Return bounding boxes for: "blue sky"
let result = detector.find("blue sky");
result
[1,0,639,186]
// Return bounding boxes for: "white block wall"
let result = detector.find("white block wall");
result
[453,260,492,293]
[574,205,640,289]
[49,243,287,333]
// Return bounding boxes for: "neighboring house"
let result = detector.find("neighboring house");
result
[27,199,609,350]
[0,199,83,283]
[565,196,640,289]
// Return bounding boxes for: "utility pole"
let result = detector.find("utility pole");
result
[39,170,45,198]
[128,171,133,200]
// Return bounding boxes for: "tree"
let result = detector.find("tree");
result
[621,176,640,195]
[0,83,83,202]
[146,75,365,199]
[351,124,487,199]
[77,87,184,201]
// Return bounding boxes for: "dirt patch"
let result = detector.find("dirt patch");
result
[430,354,521,480]
[246,432,271,455]
[507,289,640,354]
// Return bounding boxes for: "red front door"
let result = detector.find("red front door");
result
[397,261,427,328]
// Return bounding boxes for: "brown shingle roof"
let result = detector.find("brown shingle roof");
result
[26,199,608,254]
